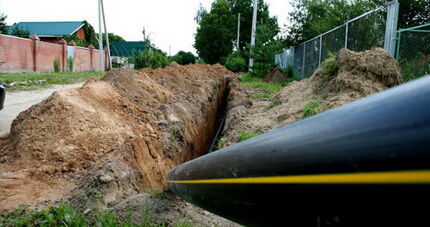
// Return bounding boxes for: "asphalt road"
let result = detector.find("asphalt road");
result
[0,83,83,135]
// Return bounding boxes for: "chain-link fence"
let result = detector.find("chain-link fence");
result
[275,0,399,79]
[396,23,430,82]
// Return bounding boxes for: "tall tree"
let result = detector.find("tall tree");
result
[194,0,236,64]
[0,14,7,34]
[227,0,278,52]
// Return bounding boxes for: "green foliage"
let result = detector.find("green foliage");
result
[134,48,170,69]
[215,138,228,150]
[194,0,236,64]
[53,58,61,73]
[0,203,184,227]
[302,100,322,119]
[227,0,279,53]
[267,98,281,110]
[63,21,98,48]
[284,0,378,46]
[67,57,74,72]
[321,52,338,78]
[225,52,247,72]
[170,51,196,65]
[9,25,31,38]
[240,73,284,93]
[249,93,272,99]
[249,23,283,78]
[401,53,430,82]
[0,14,7,34]
[238,130,261,142]
[0,71,105,91]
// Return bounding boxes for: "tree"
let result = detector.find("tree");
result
[171,51,196,65]
[227,0,278,52]
[284,0,377,46]
[194,0,236,64]
[0,14,7,34]
[9,24,31,38]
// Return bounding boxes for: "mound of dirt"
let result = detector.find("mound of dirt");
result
[0,64,234,214]
[262,67,287,83]
[221,48,402,143]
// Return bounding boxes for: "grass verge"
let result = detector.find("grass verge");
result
[240,74,284,93]
[0,203,193,227]
[238,130,261,142]
[0,71,105,91]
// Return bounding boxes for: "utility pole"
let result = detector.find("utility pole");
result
[237,13,241,50]
[98,0,104,71]
[101,0,111,69]
[248,0,258,72]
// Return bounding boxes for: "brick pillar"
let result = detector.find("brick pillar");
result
[58,39,67,72]
[30,34,40,72]
[68,41,76,72]
[88,44,95,71]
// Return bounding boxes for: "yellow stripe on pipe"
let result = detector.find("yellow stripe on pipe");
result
[167,170,430,184]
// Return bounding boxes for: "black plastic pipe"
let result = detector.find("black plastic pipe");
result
[167,76,430,226]
[0,85,5,110]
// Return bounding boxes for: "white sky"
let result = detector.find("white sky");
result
[0,0,291,55]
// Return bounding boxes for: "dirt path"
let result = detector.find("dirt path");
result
[0,83,84,135]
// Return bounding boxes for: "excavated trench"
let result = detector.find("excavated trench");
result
[0,64,238,212]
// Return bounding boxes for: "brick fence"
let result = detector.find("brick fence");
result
[0,34,108,73]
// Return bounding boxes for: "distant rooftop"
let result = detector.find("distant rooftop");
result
[9,21,84,37]
[111,41,146,57]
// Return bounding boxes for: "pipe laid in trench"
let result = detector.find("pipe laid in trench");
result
[167,76,430,226]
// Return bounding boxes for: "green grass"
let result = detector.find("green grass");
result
[302,100,323,119]
[320,53,338,78]
[249,93,272,99]
[0,203,194,227]
[240,73,284,93]
[0,71,105,91]
[238,130,261,142]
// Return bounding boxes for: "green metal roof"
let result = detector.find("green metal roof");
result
[9,21,84,37]
[110,41,146,57]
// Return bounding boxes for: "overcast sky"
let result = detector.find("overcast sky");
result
[0,0,291,55]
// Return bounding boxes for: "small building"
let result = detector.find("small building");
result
[8,21,86,43]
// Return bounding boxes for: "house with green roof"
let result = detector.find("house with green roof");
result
[9,21,86,43]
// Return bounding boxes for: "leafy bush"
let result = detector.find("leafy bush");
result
[53,57,61,73]
[67,57,74,72]
[321,52,338,78]
[170,51,196,65]
[302,100,322,119]
[134,48,170,69]
[225,52,247,72]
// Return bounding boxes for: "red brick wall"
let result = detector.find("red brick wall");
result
[37,41,64,72]
[0,34,107,73]
[74,47,92,72]
[0,35,35,72]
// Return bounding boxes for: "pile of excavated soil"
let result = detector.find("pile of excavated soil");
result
[0,64,235,221]
[262,67,287,83]
[221,48,402,143]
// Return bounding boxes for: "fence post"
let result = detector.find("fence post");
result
[88,44,95,71]
[345,23,349,49]
[319,36,323,65]
[302,43,306,79]
[59,39,67,72]
[30,34,40,72]
[384,0,400,56]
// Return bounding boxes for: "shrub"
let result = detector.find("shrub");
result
[302,100,322,119]
[53,57,61,73]
[321,52,338,78]
[67,57,74,72]
[134,48,170,69]
[225,52,247,72]
[171,51,196,65]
